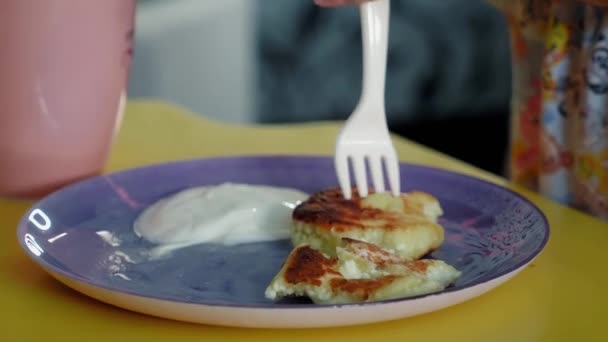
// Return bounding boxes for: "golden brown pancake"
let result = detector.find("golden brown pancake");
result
[291,188,445,260]
[264,239,460,305]
[335,238,460,283]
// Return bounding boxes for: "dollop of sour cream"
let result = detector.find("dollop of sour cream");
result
[133,183,308,253]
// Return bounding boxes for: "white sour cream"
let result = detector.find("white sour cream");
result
[133,183,308,253]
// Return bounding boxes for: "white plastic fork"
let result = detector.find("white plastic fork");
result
[334,0,400,200]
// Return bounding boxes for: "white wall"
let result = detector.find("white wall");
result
[128,0,256,123]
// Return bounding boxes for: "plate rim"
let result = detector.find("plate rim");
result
[16,154,551,310]
[44,261,532,328]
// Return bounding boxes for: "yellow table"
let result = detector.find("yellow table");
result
[1,101,606,341]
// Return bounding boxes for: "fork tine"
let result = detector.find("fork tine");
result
[335,151,352,199]
[384,153,401,196]
[352,155,368,197]
[369,155,385,193]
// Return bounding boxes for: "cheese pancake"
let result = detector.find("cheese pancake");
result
[265,240,460,305]
[291,188,444,260]
[336,238,461,283]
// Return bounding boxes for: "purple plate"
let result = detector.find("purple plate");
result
[16,156,549,327]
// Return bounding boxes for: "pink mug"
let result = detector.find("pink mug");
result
[0,0,135,198]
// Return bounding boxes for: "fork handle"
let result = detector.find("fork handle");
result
[359,0,390,115]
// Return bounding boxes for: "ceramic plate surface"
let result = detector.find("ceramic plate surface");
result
[17,156,549,328]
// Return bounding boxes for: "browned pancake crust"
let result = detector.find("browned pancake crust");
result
[292,187,435,232]
[282,244,413,300]
[329,276,398,301]
[283,245,339,286]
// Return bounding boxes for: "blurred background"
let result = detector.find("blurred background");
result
[128,0,513,176]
